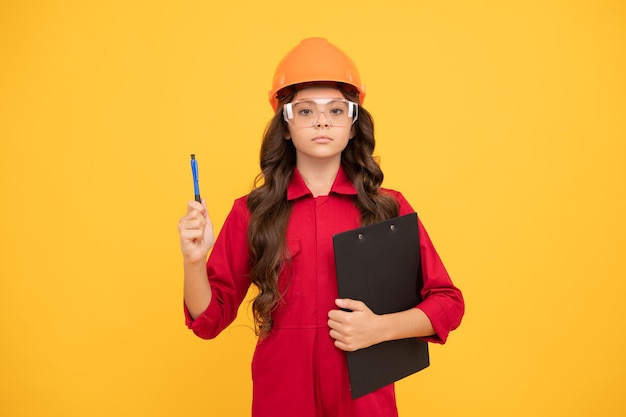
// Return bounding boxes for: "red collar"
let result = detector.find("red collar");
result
[287,166,358,201]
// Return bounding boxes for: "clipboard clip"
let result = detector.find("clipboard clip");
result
[357,224,396,241]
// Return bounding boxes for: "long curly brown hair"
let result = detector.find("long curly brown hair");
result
[246,89,399,337]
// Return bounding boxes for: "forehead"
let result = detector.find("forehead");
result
[293,86,345,101]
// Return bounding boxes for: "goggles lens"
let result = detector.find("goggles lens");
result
[283,98,358,127]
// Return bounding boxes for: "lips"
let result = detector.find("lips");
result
[312,136,332,142]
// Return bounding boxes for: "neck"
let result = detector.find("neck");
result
[296,159,341,197]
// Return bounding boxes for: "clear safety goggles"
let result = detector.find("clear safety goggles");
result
[283,98,358,127]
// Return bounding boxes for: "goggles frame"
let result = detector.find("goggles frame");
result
[283,98,358,127]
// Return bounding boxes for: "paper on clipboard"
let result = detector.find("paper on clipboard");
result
[332,212,430,399]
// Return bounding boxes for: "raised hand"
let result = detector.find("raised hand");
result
[179,199,215,319]
[178,199,215,264]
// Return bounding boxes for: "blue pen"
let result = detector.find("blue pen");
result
[190,154,201,202]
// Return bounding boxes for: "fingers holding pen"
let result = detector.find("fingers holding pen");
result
[182,200,207,226]
[179,202,203,232]
[187,199,207,216]
[180,156,213,262]
[179,198,215,262]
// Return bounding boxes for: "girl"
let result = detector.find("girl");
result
[178,37,464,417]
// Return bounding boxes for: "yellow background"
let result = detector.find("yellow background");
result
[1,1,625,416]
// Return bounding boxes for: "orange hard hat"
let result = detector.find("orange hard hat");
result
[268,38,366,111]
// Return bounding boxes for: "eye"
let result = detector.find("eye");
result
[293,101,315,117]
[328,101,347,116]
[329,107,345,116]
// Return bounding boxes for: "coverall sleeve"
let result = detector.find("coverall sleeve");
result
[394,191,465,344]
[184,197,252,339]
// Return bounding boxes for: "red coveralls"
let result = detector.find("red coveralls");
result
[185,167,464,417]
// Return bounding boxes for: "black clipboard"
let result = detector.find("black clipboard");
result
[333,212,429,399]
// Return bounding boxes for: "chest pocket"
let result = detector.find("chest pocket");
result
[284,239,301,261]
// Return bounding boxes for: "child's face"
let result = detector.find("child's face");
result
[285,86,355,167]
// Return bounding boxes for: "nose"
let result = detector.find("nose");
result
[314,111,331,127]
